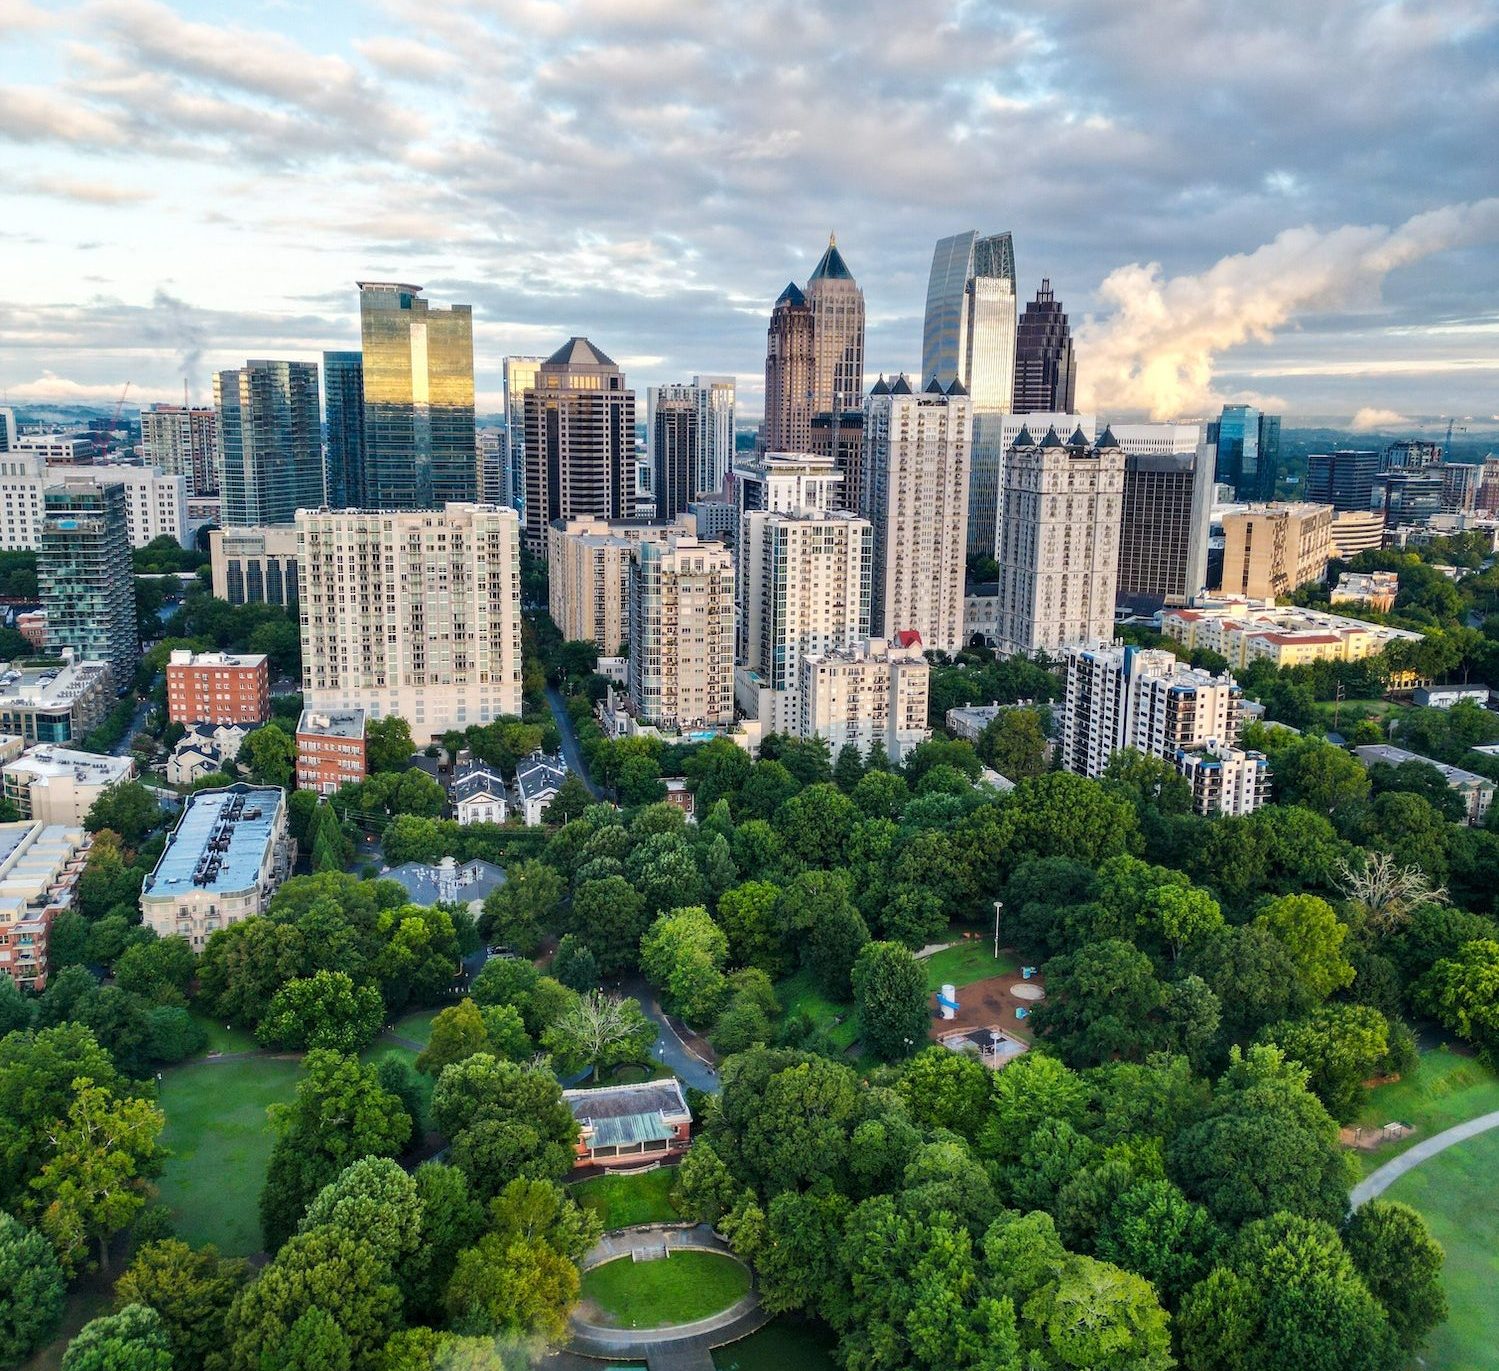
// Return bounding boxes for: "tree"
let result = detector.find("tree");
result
[1417,937,1499,1060]
[672,1139,741,1225]
[1004,773,1141,870]
[567,876,649,975]
[550,935,598,992]
[197,918,308,1027]
[268,1306,351,1370]
[240,723,298,788]
[31,1081,166,1273]
[82,782,162,845]
[1343,1200,1447,1352]
[255,971,384,1054]
[1032,939,1167,1067]
[1253,893,1355,1001]
[416,999,492,1076]
[479,859,562,952]
[62,1305,172,1371]
[1259,1004,1391,1122]
[114,1239,250,1371]
[833,743,866,793]
[308,801,349,873]
[716,880,784,977]
[113,936,195,1004]
[1103,749,1194,816]
[405,1162,485,1322]
[1269,736,1370,814]
[1336,849,1447,934]
[640,905,729,1025]
[0,1212,65,1366]
[977,709,1050,780]
[365,716,416,774]
[544,774,594,824]
[897,1045,992,1141]
[299,1158,423,1272]
[1093,1178,1222,1307]
[1019,1253,1173,1371]
[852,941,928,1061]
[776,784,860,868]
[542,991,655,1081]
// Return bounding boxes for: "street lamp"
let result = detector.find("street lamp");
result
[993,900,1003,961]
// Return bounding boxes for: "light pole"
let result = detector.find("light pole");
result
[993,900,1003,960]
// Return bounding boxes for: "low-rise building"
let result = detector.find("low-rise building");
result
[295,708,367,795]
[1411,684,1492,710]
[15,611,46,649]
[0,655,114,745]
[383,855,506,909]
[1330,571,1398,612]
[515,751,568,825]
[1352,744,1494,825]
[0,822,90,991]
[1162,601,1422,669]
[139,785,293,948]
[562,1079,692,1169]
[963,584,999,647]
[165,650,270,726]
[797,636,931,764]
[1,747,135,825]
[946,704,1005,742]
[451,758,509,826]
[166,741,228,788]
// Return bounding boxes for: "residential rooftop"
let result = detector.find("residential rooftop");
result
[296,707,366,740]
[4,746,133,785]
[0,822,88,921]
[1352,745,1494,790]
[142,785,283,899]
[167,650,268,669]
[0,658,112,708]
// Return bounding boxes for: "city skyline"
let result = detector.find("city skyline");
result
[2,1,1498,426]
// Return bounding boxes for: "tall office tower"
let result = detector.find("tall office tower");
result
[810,411,865,513]
[502,356,543,518]
[0,408,15,452]
[627,536,735,731]
[213,360,324,526]
[1013,280,1078,413]
[140,405,219,497]
[658,375,739,498]
[1209,404,1281,502]
[805,235,866,416]
[1382,440,1442,470]
[358,281,476,509]
[1116,433,1215,611]
[322,351,365,509]
[521,338,636,557]
[763,283,815,452]
[297,503,523,739]
[647,388,700,522]
[1440,462,1482,514]
[740,508,872,732]
[1062,644,1266,816]
[39,479,138,687]
[861,376,971,652]
[1371,470,1443,526]
[921,229,1017,408]
[1306,449,1379,511]
[1216,503,1334,598]
[1479,456,1499,514]
[994,425,1124,654]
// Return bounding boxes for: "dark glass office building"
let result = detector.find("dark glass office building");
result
[323,351,365,509]
[1013,279,1077,413]
[1306,449,1379,512]
[1209,405,1281,502]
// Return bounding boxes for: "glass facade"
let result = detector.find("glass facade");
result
[213,360,324,525]
[39,480,138,687]
[922,229,1016,403]
[503,356,542,524]
[323,351,365,509]
[1210,405,1281,502]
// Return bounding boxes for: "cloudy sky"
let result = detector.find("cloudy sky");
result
[2,0,1497,427]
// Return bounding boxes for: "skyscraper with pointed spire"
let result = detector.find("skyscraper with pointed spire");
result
[1013,280,1078,413]
[805,234,866,417]
[763,282,816,453]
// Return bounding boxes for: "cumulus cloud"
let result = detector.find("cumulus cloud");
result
[4,371,143,402]
[1350,407,1411,431]
[1077,198,1499,419]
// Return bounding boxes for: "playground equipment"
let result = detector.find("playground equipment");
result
[1015,1007,1029,1020]
[937,983,959,1020]
[1021,966,1037,980]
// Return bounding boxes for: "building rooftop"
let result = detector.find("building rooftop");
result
[807,235,853,283]
[545,336,617,369]
[296,708,366,740]
[452,766,507,806]
[515,751,568,803]
[0,657,112,710]
[168,650,267,669]
[563,1079,690,1148]
[0,822,88,921]
[1353,745,1494,790]
[383,856,505,906]
[142,784,283,899]
[4,746,132,786]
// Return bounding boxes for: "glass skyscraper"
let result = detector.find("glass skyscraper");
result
[358,282,476,509]
[323,351,365,509]
[213,359,324,526]
[1306,449,1379,512]
[503,356,543,522]
[921,229,1017,410]
[1210,404,1281,503]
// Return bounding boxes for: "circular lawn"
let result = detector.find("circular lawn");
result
[580,1250,750,1328]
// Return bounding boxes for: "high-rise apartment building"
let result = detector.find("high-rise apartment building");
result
[810,411,865,514]
[805,236,865,417]
[1216,503,1334,598]
[798,637,931,763]
[358,282,476,509]
[322,351,365,509]
[763,283,816,453]
[547,516,691,652]
[209,525,299,606]
[1062,644,1267,816]
[649,376,735,499]
[862,377,971,652]
[648,390,698,522]
[0,455,184,552]
[476,429,504,506]
[1382,440,1442,470]
[1330,510,1386,558]
[1115,427,1214,610]
[1440,463,1482,514]
[0,409,14,452]
[140,405,219,497]
[967,412,1099,560]
[297,503,523,738]
[1013,280,1077,413]
[1306,449,1379,512]
[503,356,543,519]
[39,479,138,688]
[1210,405,1282,503]
[521,338,636,557]
[921,230,1017,410]
[627,536,735,731]
[213,359,324,526]
[994,426,1124,655]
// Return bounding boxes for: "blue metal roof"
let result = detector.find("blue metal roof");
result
[143,785,281,898]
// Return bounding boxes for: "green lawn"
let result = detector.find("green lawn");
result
[361,1042,435,1118]
[189,1011,258,1055]
[921,941,1019,993]
[714,1317,839,1371]
[581,1250,750,1328]
[156,1056,304,1256]
[1383,1126,1499,1371]
[1354,1048,1499,1173]
[389,1007,441,1046]
[776,969,859,1052]
[570,1166,680,1230]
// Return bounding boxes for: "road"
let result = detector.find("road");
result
[1350,1108,1499,1208]
[624,976,721,1094]
[110,694,153,756]
[545,684,604,799]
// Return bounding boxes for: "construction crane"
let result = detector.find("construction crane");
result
[97,381,132,457]
[1441,416,1468,458]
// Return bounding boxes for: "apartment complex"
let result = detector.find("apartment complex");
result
[140,785,292,949]
[1353,745,1493,825]
[1162,602,1422,668]
[0,822,90,991]
[798,637,931,763]
[1116,438,1215,610]
[1331,571,1399,612]
[1330,510,1386,558]
[295,708,367,795]
[209,525,300,607]
[165,650,270,726]
[40,479,139,688]
[994,425,1125,654]
[966,411,1098,560]
[647,377,735,504]
[1,748,133,826]
[1216,502,1334,598]
[0,453,184,552]
[297,503,523,739]
[140,405,219,497]
[323,350,366,509]
[0,656,114,745]
[547,516,692,653]
[862,377,971,652]
[627,536,735,731]
[502,356,543,521]
[1062,644,1267,816]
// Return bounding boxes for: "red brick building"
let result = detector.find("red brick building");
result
[295,707,367,795]
[562,1079,692,1169]
[165,651,269,726]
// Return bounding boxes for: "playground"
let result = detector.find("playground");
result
[930,963,1045,1050]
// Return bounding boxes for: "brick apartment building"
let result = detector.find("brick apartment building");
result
[295,707,367,795]
[165,650,270,726]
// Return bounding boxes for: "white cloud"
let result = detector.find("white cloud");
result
[1350,407,1410,431]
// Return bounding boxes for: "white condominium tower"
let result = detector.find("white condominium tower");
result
[140,404,220,498]
[297,503,523,739]
[861,376,972,653]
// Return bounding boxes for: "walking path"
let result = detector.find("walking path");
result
[623,977,721,1094]
[547,685,605,799]
[1350,1109,1499,1208]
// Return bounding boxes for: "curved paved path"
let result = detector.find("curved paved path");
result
[1350,1109,1499,1208]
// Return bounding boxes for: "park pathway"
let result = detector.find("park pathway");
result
[1350,1108,1499,1208]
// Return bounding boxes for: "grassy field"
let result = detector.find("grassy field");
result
[570,1166,680,1230]
[156,1056,303,1256]
[1354,1048,1499,1173]
[714,1317,839,1371]
[189,1012,258,1055]
[921,941,1019,993]
[1383,1126,1499,1371]
[776,969,860,1052]
[388,1007,441,1046]
[581,1250,750,1328]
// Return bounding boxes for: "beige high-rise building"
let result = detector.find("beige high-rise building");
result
[797,637,931,763]
[805,236,865,416]
[994,424,1125,655]
[140,405,219,497]
[547,516,692,653]
[740,508,871,733]
[861,377,972,652]
[297,503,523,739]
[1216,502,1334,599]
[627,536,734,731]
[763,285,815,453]
[210,525,300,606]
